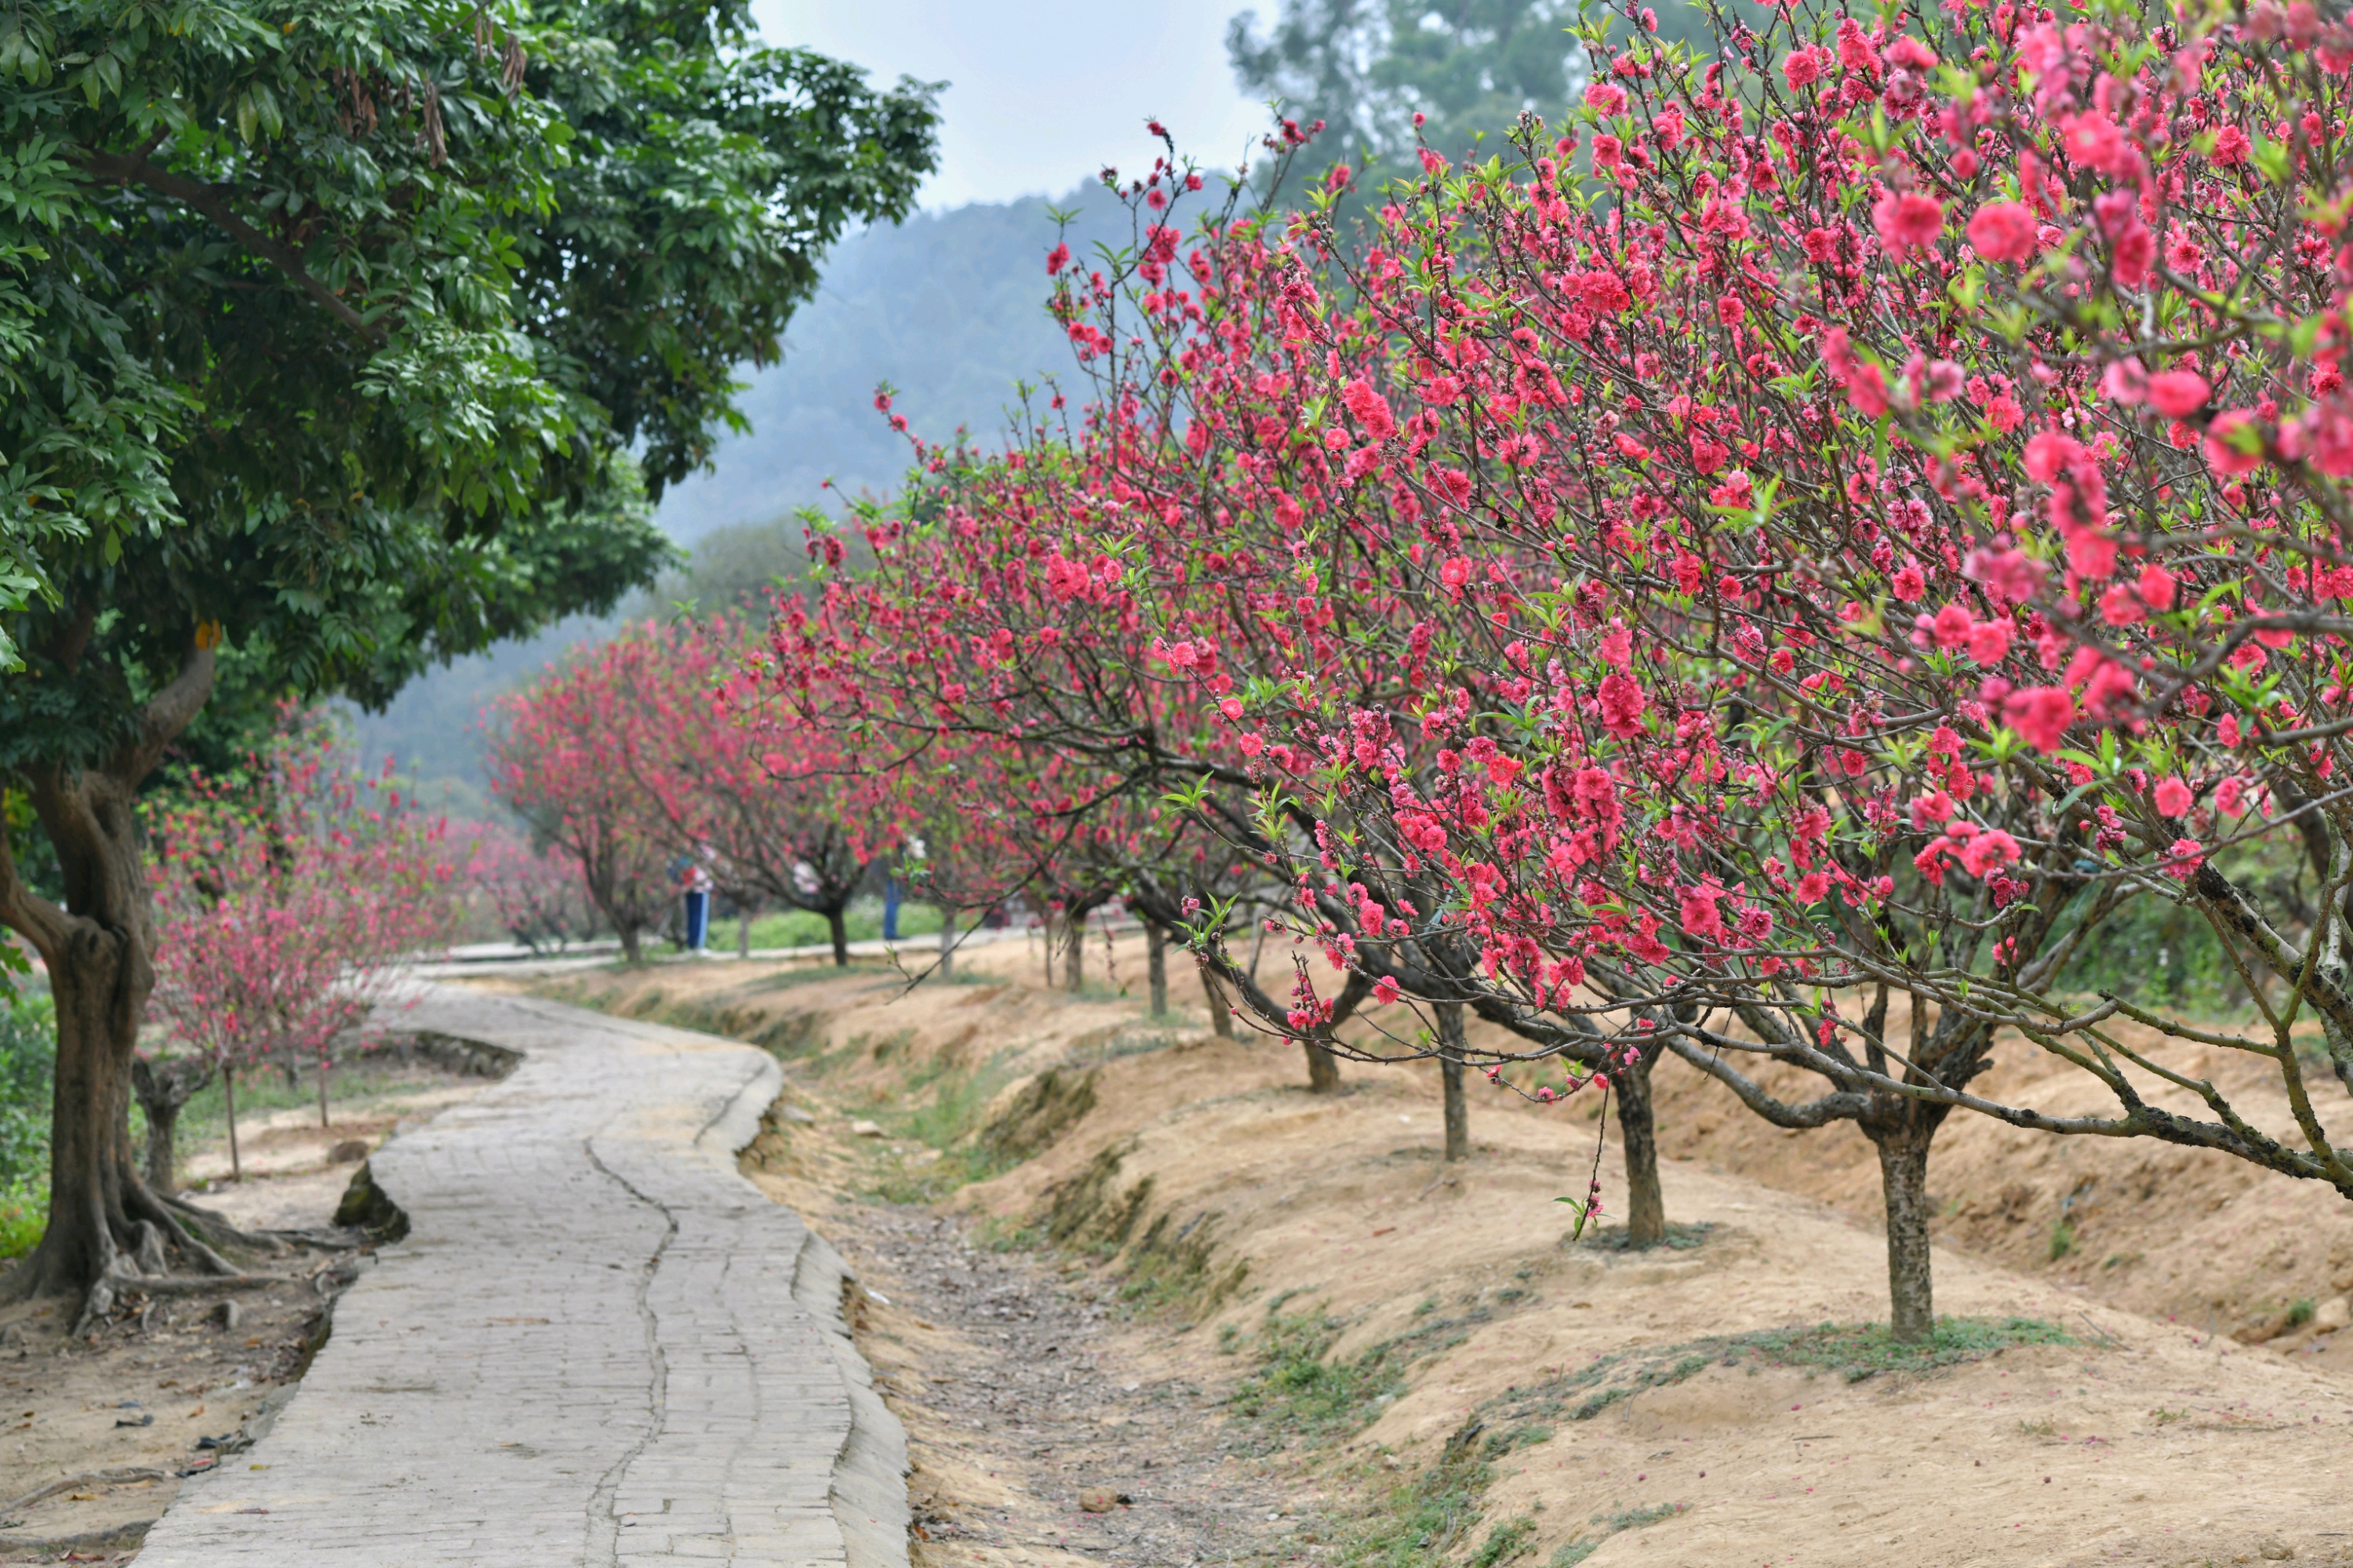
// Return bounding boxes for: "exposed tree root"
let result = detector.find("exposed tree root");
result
[71,1222,286,1335]
[3,1468,173,1519]
[140,1188,272,1271]
[0,1519,157,1552]
[158,1190,289,1250]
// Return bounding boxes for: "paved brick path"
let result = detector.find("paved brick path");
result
[136,988,907,1567]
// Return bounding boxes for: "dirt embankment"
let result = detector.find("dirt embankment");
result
[508,939,2353,1567]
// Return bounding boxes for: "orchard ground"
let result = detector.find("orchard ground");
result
[11,933,2353,1563]
[466,933,2353,1568]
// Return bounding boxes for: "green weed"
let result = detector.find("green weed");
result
[1489,1317,2076,1428]
[1343,1421,1496,1567]
[2289,1297,2317,1327]
[1573,1221,1718,1253]
[0,1180,43,1260]
[0,996,52,1259]
[738,899,944,952]
[1550,1502,1690,1564]
[1228,1311,1407,1450]
[860,1056,1028,1205]
[1466,1515,1537,1567]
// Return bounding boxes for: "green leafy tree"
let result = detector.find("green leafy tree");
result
[1226,0,1590,173]
[0,0,937,1312]
[1225,0,1728,184]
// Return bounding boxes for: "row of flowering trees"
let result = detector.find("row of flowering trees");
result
[486,619,909,965]
[751,0,2353,1338]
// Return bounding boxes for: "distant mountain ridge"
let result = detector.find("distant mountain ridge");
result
[653,180,1132,540]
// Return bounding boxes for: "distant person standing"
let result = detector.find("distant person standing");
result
[681,860,714,951]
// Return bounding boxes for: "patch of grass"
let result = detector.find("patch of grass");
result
[860,1056,1029,1205]
[2289,1297,2317,1327]
[1551,1503,1690,1563]
[173,1059,446,1154]
[1573,1221,1718,1253]
[1227,1294,1515,1457]
[739,897,944,952]
[2048,1221,2075,1261]
[0,996,51,1257]
[1489,1316,2076,1428]
[1344,1421,1495,1567]
[1466,1515,1537,1567]
[0,1181,43,1261]
[1229,1311,1409,1450]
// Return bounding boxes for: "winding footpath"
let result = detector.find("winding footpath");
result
[136,987,908,1567]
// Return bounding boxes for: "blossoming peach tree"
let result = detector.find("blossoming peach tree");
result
[140,716,455,1304]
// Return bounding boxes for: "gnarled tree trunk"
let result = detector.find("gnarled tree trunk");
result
[1613,1041,1667,1248]
[0,644,245,1313]
[826,905,849,967]
[1063,914,1084,992]
[129,1056,213,1198]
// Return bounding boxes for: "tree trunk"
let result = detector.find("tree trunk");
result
[1063,915,1084,992]
[317,1049,331,1129]
[1303,1040,1341,1093]
[936,904,955,980]
[617,922,643,964]
[1145,922,1169,1017]
[1206,974,1234,1036]
[223,1064,242,1183]
[129,1057,212,1199]
[143,1088,181,1196]
[1872,1121,1938,1343]
[2,729,242,1307]
[737,908,752,959]
[1613,1043,1667,1249]
[1435,1001,1468,1162]
[827,906,849,966]
[22,914,150,1293]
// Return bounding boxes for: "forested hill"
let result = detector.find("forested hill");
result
[655,182,1129,540]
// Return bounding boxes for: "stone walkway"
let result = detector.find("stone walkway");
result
[136,988,907,1567]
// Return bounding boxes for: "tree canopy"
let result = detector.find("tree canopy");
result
[0,0,940,729]
[1226,0,1591,172]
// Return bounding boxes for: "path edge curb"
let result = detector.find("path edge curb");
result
[700,1045,914,1568]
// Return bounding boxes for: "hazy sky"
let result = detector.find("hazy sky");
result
[751,0,1271,209]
